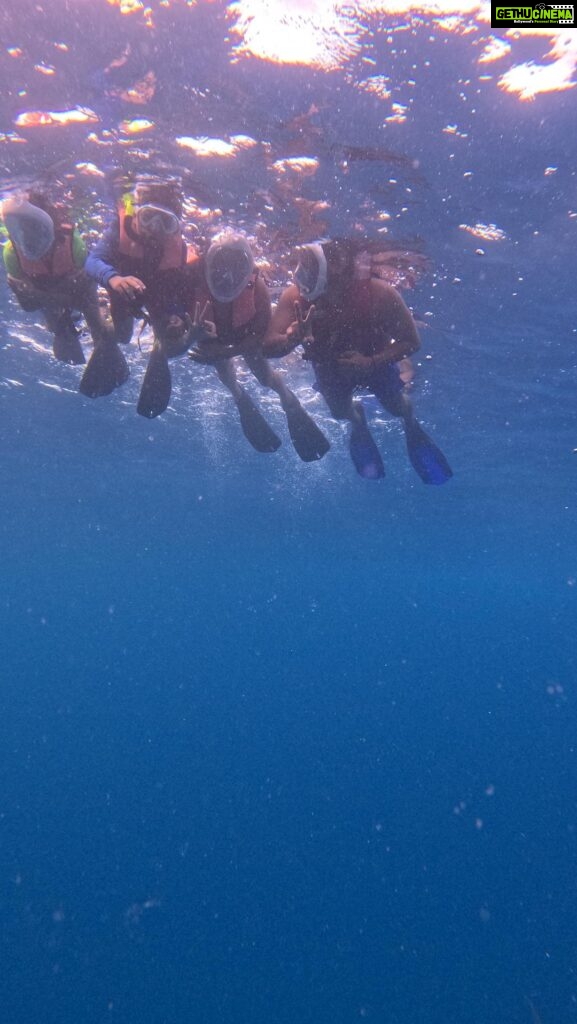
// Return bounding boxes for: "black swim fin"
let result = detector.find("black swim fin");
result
[53,328,86,365]
[404,419,453,485]
[79,341,129,398]
[236,387,282,453]
[284,395,330,462]
[137,345,172,419]
[349,402,385,479]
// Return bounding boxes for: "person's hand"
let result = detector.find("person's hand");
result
[184,302,218,347]
[337,350,375,372]
[108,275,146,301]
[286,301,315,345]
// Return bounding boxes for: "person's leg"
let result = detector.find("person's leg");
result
[78,280,114,346]
[43,305,86,364]
[243,349,329,461]
[109,291,135,346]
[213,358,281,453]
[74,276,130,397]
[374,378,414,422]
[243,349,294,405]
[151,316,191,359]
[215,356,242,397]
[313,363,357,421]
[372,365,452,484]
[314,363,384,478]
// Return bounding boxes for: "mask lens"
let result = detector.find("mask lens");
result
[137,205,179,236]
[207,247,252,302]
[294,249,319,296]
[20,219,54,260]
[3,201,55,260]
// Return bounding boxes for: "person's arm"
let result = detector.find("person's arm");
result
[372,282,420,366]
[85,218,146,300]
[84,219,122,287]
[263,284,308,356]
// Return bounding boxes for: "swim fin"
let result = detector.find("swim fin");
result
[349,402,385,479]
[284,395,330,462]
[236,387,282,453]
[404,419,453,485]
[53,327,86,365]
[79,341,129,398]
[137,344,172,419]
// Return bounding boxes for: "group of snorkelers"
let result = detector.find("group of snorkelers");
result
[1,178,452,483]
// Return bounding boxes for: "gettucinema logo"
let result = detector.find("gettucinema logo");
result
[491,2,576,25]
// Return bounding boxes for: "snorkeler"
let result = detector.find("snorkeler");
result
[264,239,452,483]
[187,233,330,460]
[85,179,197,416]
[1,191,129,397]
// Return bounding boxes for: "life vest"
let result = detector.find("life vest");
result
[14,225,76,281]
[196,271,258,339]
[117,206,187,273]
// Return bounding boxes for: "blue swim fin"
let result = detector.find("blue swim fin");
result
[404,419,452,485]
[349,402,385,479]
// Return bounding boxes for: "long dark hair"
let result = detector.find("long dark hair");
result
[323,236,430,291]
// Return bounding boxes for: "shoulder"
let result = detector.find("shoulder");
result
[367,278,411,315]
[184,244,200,268]
[368,278,400,302]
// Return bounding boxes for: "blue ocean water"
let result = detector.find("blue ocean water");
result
[1,4,576,1023]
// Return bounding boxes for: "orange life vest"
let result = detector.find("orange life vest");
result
[15,225,76,280]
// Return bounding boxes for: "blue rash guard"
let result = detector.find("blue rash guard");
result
[85,217,123,288]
